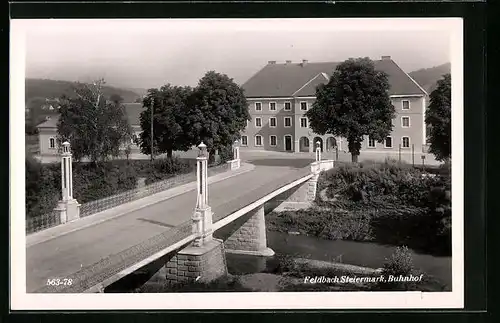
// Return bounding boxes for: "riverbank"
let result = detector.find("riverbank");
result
[135,254,448,293]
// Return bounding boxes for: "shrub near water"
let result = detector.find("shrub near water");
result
[269,160,451,256]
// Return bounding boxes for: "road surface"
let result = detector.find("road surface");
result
[27,158,313,292]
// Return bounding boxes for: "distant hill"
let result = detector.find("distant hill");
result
[409,63,451,94]
[25,78,143,104]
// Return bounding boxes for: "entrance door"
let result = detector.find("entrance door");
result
[284,136,292,152]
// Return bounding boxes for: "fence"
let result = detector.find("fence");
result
[26,210,61,234]
[26,162,230,235]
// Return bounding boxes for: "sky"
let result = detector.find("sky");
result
[21,19,454,90]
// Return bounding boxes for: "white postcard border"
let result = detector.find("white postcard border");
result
[10,18,464,310]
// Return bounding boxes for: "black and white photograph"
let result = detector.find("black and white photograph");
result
[10,18,463,309]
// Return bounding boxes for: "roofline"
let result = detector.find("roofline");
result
[246,94,423,100]
[246,97,294,100]
[399,67,429,96]
[291,73,329,97]
[389,94,425,98]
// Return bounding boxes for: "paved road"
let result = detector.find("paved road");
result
[26,158,313,292]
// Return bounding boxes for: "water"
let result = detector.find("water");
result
[106,227,452,292]
[227,231,452,288]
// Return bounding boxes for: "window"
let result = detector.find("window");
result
[401,116,410,128]
[402,136,410,148]
[284,101,291,111]
[255,135,263,146]
[368,137,376,148]
[300,117,308,128]
[402,100,410,110]
[384,136,393,148]
[255,102,262,111]
[300,101,308,111]
[241,135,248,146]
[284,117,292,127]
[49,137,55,149]
[255,117,262,127]
[269,102,277,111]
[270,135,277,146]
[269,117,277,128]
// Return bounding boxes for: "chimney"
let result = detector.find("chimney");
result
[381,55,391,60]
[285,60,292,64]
[301,59,308,66]
[268,60,276,65]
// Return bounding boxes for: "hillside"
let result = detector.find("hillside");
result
[25,78,143,104]
[409,63,451,94]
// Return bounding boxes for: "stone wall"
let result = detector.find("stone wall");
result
[165,240,227,284]
[223,206,273,256]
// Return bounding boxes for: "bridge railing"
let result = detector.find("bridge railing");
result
[26,162,230,235]
[311,159,336,173]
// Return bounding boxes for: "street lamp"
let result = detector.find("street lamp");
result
[150,97,154,162]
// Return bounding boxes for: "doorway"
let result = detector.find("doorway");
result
[284,135,292,152]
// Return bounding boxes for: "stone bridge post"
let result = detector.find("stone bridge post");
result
[54,141,80,224]
[224,205,275,257]
[164,142,227,285]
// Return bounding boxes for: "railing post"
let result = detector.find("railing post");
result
[54,141,80,224]
[192,142,213,247]
[315,141,322,162]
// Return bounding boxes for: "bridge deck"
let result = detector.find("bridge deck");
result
[28,163,312,293]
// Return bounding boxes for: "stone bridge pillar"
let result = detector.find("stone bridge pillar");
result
[164,142,227,285]
[54,141,80,224]
[227,140,241,170]
[224,205,275,257]
[270,160,324,212]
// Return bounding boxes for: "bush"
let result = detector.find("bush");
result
[297,160,452,255]
[25,155,60,219]
[144,157,195,184]
[378,246,419,290]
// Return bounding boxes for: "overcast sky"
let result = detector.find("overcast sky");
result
[22,19,454,90]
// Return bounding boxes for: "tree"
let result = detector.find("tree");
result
[187,71,250,162]
[138,85,194,159]
[57,79,132,164]
[306,58,395,162]
[425,73,451,162]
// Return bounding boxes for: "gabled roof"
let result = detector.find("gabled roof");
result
[242,58,427,98]
[36,103,144,129]
[36,116,59,129]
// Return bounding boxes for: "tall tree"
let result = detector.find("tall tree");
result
[425,73,451,162]
[306,58,395,162]
[138,85,193,159]
[187,71,250,161]
[57,79,132,164]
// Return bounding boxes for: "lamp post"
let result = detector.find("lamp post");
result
[192,142,213,247]
[150,97,154,162]
[315,141,322,162]
[54,142,80,223]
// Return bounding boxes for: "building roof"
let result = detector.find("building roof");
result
[36,116,59,129]
[36,103,144,129]
[242,58,427,98]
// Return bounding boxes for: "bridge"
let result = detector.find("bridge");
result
[27,142,335,293]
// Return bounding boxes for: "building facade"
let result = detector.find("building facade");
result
[240,56,428,154]
[35,103,144,157]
